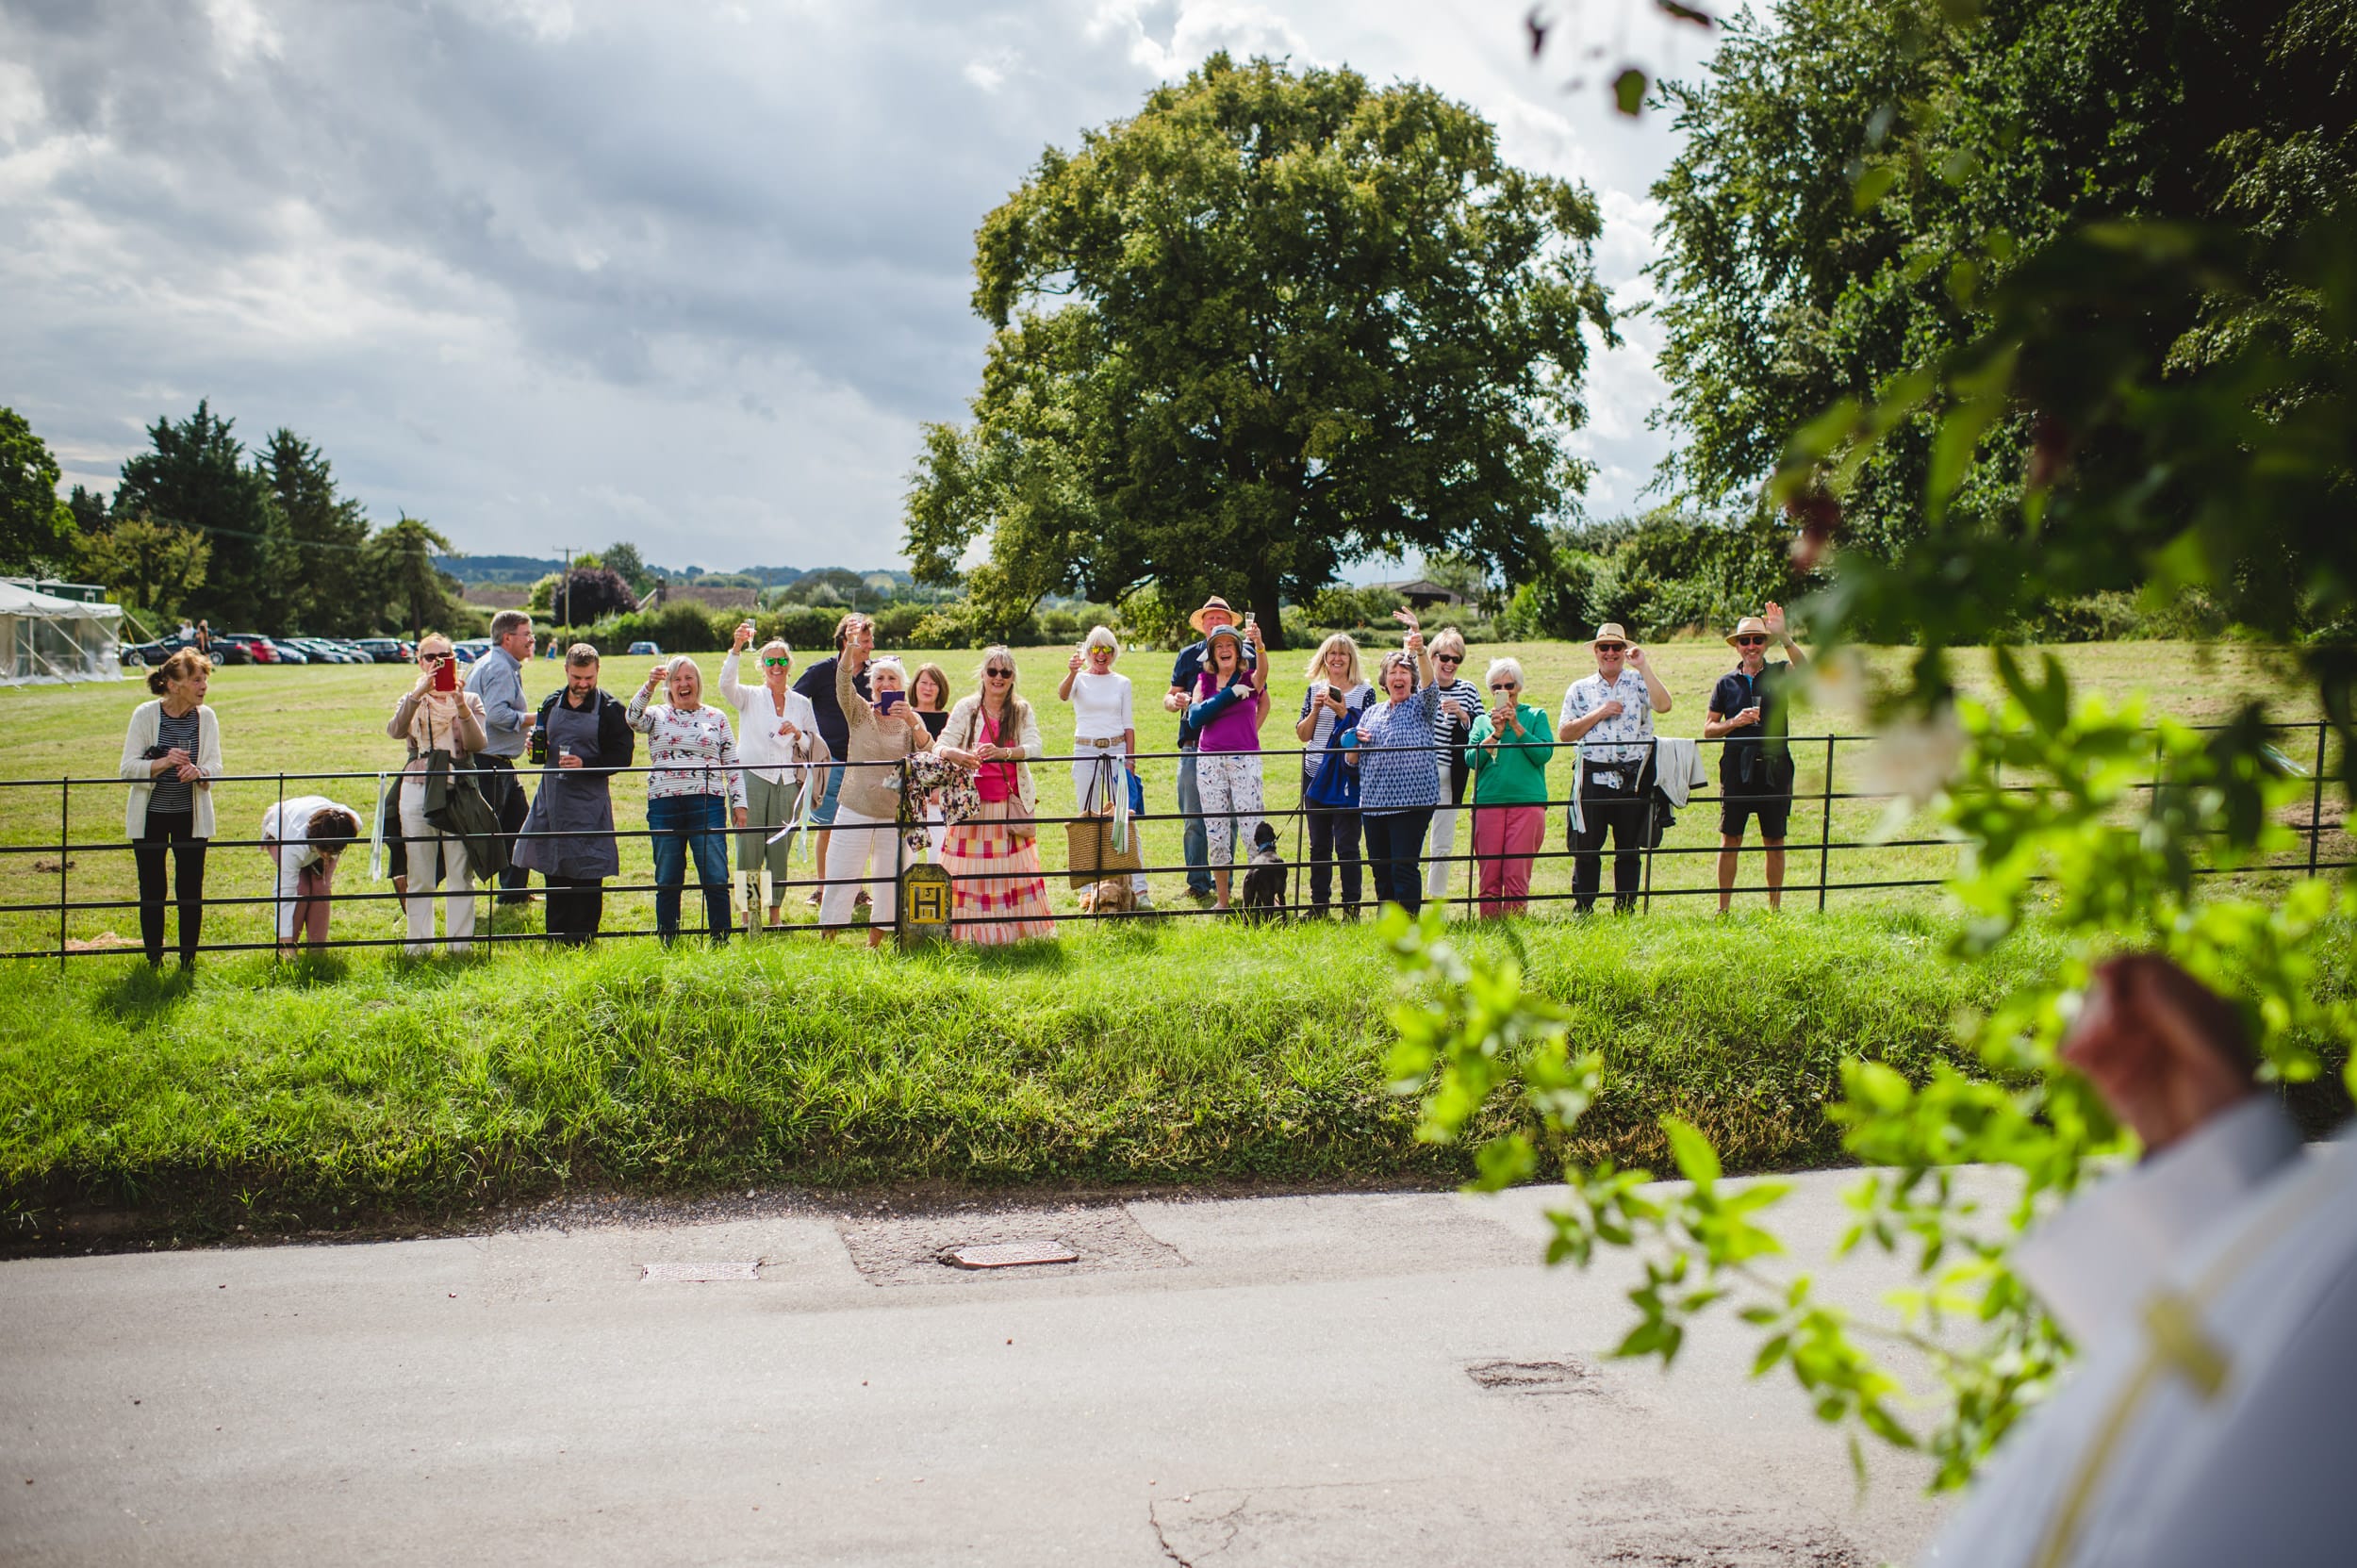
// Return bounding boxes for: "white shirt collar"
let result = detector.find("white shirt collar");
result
[2014,1096,2299,1345]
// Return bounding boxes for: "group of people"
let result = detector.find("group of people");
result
[112,599,1810,964]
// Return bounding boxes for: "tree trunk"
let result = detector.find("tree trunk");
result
[1248,575,1286,651]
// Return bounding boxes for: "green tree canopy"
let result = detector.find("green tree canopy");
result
[113,402,282,629]
[82,516,210,621]
[1647,0,2355,567]
[364,515,462,641]
[259,429,375,636]
[0,407,76,573]
[600,540,653,594]
[905,53,1615,640]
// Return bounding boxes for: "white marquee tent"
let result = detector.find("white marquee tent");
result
[0,581,125,686]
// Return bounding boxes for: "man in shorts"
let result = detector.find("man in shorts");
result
[1703,602,1806,911]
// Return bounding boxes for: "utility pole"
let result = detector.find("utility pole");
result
[555,546,574,631]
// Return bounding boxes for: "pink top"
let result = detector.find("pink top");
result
[1194,670,1261,753]
[975,710,1017,802]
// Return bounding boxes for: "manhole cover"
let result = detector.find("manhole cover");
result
[640,1260,762,1282]
[1466,1358,1597,1395]
[839,1204,1184,1286]
[944,1239,1080,1270]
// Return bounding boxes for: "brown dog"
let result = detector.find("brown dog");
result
[1079,878,1136,916]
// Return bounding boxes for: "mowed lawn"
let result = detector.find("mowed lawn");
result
[0,637,2341,959]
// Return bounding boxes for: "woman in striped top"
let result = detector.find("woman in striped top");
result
[117,649,223,966]
[628,655,749,945]
[1421,626,1485,906]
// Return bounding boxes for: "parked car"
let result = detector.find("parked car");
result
[212,632,281,665]
[627,640,662,656]
[288,638,364,665]
[124,632,251,667]
[353,637,413,663]
[452,638,493,665]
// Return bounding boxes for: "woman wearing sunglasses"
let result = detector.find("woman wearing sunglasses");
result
[1465,657,1556,916]
[721,621,828,929]
[937,647,1056,942]
[385,633,490,953]
[1703,603,1806,912]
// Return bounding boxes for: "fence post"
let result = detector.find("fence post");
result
[1640,739,1656,916]
[2311,720,2329,876]
[277,771,287,957]
[1816,735,1835,914]
[58,777,68,975]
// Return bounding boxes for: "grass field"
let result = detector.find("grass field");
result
[0,912,2087,1237]
[2,638,2343,959]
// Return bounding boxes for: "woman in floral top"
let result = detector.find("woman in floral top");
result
[628,655,749,944]
[1349,620,1459,916]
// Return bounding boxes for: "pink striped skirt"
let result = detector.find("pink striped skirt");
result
[941,800,1057,944]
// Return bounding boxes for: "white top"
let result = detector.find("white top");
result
[118,700,224,839]
[1921,1098,2357,1568]
[261,794,358,939]
[718,650,830,785]
[1067,670,1133,741]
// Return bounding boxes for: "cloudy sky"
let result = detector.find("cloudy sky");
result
[1,0,1706,573]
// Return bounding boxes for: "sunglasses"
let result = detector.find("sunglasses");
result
[1434,653,1462,664]
[761,656,790,668]
[1595,644,1626,654]
[1489,683,1519,693]
[1735,635,1767,647]
[985,668,1014,678]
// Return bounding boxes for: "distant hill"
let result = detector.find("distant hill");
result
[444,554,911,586]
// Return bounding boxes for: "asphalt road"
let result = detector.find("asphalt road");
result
[2,1177,1960,1566]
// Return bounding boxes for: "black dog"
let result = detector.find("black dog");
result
[1240,820,1288,920]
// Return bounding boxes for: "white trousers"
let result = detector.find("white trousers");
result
[820,805,899,930]
[399,775,475,954]
[1072,742,1149,895]
[1425,783,1461,901]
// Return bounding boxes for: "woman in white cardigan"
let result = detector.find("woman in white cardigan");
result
[117,649,224,966]
[934,646,1056,943]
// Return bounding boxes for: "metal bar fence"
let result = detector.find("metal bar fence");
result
[1,723,2347,962]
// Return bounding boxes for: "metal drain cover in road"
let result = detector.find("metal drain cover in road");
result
[640,1260,762,1282]
[943,1239,1079,1270]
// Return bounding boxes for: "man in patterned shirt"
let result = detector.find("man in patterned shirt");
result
[1558,622,1673,914]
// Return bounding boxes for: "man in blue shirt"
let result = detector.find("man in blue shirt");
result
[464,609,537,905]
[1162,596,1258,904]
[1702,603,1806,912]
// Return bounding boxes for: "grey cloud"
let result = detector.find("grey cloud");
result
[1,0,1675,567]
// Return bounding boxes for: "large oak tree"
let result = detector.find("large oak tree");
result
[905,54,1615,640]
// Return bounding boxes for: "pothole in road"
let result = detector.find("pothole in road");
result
[1575,1481,1863,1567]
[1465,1357,1601,1396]
[839,1204,1183,1286]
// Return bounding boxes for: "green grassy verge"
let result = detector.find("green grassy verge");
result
[3,912,2103,1238]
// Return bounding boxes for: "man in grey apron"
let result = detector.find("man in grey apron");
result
[517,645,636,944]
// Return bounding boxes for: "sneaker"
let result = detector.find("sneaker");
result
[1134,893,1155,912]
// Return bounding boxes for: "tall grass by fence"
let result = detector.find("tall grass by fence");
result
[3,725,2347,965]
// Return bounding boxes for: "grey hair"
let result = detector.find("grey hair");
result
[758,638,792,667]
[489,608,532,640]
[1083,624,1119,653]
[1484,656,1525,689]
[1377,649,1422,691]
[867,656,908,685]
[665,655,702,688]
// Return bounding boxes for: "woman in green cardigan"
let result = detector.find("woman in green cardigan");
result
[1465,656,1557,916]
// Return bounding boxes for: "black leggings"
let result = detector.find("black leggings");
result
[545,876,605,945]
[1363,808,1433,916]
[132,809,207,965]
[1304,803,1362,909]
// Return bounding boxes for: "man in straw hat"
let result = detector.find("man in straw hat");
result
[1558,622,1673,914]
[1163,594,1261,904]
[1702,602,1806,912]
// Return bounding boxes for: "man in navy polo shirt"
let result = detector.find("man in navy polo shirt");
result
[1702,602,1806,911]
[1162,595,1258,905]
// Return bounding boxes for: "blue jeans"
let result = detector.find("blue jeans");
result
[809,762,848,828]
[1177,746,1213,897]
[649,793,731,942]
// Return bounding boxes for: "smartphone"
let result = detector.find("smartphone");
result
[878,690,905,713]
[433,657,457,693]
